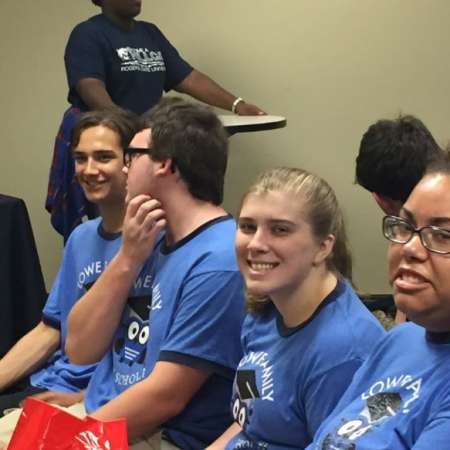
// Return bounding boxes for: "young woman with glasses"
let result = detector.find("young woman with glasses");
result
[208,167,385,450]
[305,153,450,450]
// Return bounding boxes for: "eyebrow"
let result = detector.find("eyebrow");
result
[238,217,296,226]
[73,149,116,154]
[401,207,450,227]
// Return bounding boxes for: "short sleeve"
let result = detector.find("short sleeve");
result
[41,268,63,330]
[65,22,107,89]
[412,392,450,449]
[159,271,244,376]
[42,238,77,330]
[149,24,193,91]
[301,359,363,441]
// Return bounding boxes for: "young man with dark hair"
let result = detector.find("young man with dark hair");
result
[0,109,135,444]
[66,98,245,449]
[355,114,441,324]
[355,114,441,215]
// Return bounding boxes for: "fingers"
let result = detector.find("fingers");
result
[143,215,165,233]
[32,391,53,402]
[126,195,164,226]
[125,194,152,220]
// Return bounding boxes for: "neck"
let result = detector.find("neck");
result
[273,269,338,328]
[102,9,135,31]
[161,190,227,245]
[98,201,126,234]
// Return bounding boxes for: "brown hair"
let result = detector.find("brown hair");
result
[71,109,137,152]
[242,167,352,314]
[140,97,229,205]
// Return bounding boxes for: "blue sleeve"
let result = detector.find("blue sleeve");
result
[65,22,107,89]
[159,271,244,375]
[42,238,77,330]
[301,359,363,440]
[412,393,450,449]
[413,417,450,449]
[149,24,193,91]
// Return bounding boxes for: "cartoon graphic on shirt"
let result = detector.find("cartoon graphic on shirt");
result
[232,370,260,428]
[321,393,402,449]
[114,296,150,366]
[320,374,422,449]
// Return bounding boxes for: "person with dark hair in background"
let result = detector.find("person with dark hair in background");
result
[46,0,265,241]
[306,151,450,450]
[356,114,441,215]
[208,168,384,450]
[66,98,246,449]
[0,109,135,445]
[356,114,441,324]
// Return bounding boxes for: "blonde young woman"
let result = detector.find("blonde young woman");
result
[209,167,385,450]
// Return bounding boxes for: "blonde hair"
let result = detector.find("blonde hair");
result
[242,167,352,314]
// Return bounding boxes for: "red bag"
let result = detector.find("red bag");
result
[7,398,128,449]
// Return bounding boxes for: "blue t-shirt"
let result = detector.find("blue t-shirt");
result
[307,323,450,450]
[30,218,121,392]
[65,14,193,114]
[226,280,385,450]
[86,216,246,449]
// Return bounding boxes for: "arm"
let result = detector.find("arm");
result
[205,422,242,450]
[65,23,119,111]
[303,359,362,440]
[33,389,85,408]
[0,321,59,392]
[91,361,209,439]
[75,78,118,111]
[412,392,450,449]
[66,195,166,365]
[175,69,265,115]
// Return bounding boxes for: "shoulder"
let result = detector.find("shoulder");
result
[66,217,102,245]
[136,20,164,35]
[335,280,386,342]
[183,217,238,271]
[304,281,385,367]
[69,15,103,34]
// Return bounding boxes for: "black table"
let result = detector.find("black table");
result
[0,195,47,357]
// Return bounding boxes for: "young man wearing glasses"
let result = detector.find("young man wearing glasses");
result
[305,152,450,450]
[0,109,135,445]
[66,98,245,449]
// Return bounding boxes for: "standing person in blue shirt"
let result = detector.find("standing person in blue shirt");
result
[66,98,246,449]
[208,167,385,450]
[46,0,265,241]
[306,152,450,450]
[0,109,136,445]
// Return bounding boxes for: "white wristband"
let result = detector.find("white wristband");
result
[231,97,244,114]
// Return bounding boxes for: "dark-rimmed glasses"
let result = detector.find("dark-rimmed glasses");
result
[383,215,450,255]
[123,147,152,168]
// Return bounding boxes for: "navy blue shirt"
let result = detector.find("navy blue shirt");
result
[65,14,193,114]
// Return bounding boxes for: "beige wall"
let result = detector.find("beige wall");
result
[1,0,450,293]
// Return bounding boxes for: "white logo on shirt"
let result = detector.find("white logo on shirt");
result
[116,47,166,73]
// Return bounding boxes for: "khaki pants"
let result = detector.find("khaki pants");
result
[0,403,179,449]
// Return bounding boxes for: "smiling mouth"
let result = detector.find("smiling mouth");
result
[83,180,104,189]
[248,261,279,272]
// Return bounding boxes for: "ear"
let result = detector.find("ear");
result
[313,234,336,266]
[154,158,175,177]
[372,192,402,216]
